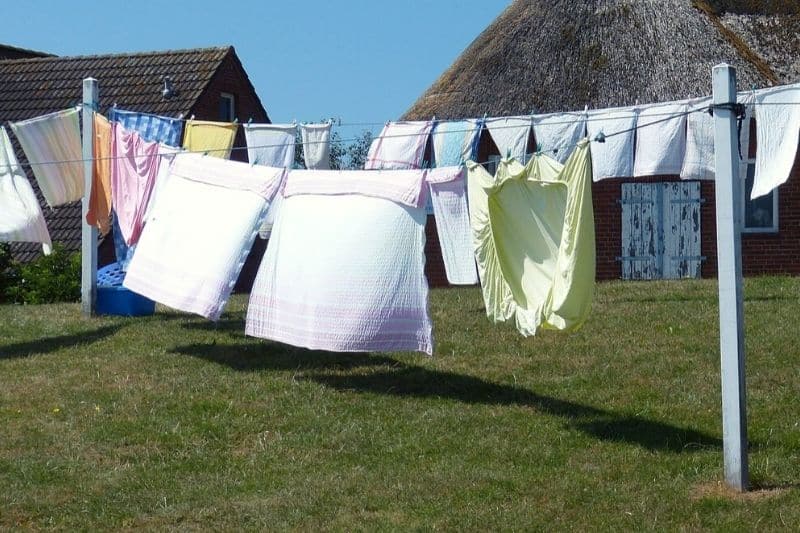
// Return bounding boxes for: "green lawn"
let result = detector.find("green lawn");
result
[0,278,798,530]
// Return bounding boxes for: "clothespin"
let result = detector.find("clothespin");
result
[189,114,195,121]
[176,113,184,120]
[594,131,606,143]
[233,118,238,124]
[506,148,511,159]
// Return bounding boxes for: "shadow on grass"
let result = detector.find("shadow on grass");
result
[175,343,722,453]
[307,367,723,454]
[0,324,124,360]
[171,342,398,371]
[180,318,245,334]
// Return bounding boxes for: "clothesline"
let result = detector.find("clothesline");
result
[0,101,751,171]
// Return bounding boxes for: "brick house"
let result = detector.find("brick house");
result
[0,44,271,288]
[403,0,800,284]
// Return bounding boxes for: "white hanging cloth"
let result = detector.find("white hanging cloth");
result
[532,112,587,164]
[751,84,800,199]
[633,101,689,177]
[485,116,531,162]
[427,167,478,285]
[680,97,715,181]
[246,167,435,354]
[0,126,52,254]
[586,107,637,181]
[300,123,331,170]
[123,153,283,320]
[364,121,433,170]
[243,123,297,238]
[9,108,83,207]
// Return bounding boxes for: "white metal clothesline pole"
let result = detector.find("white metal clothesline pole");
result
[81,78,98,316]
[712,63,749,491]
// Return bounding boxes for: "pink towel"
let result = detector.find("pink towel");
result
[111,123,161,246]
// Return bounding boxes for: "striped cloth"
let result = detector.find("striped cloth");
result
[123,153,283,320]
[426,166,478,285]
[431,119,482,167]
[0,126,52,254]
[108,108,183,147]
[246,168,433,354]
[9,108,83,207]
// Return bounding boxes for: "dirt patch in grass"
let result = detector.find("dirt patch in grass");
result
[691,480,790,502]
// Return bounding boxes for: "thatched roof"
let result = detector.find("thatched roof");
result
[403,0,800,120]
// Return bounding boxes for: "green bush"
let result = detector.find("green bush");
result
[0,243,16,302]
[4,244,81,304]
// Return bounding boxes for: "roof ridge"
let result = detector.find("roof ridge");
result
[692,0,780,85]
[0,45,232,64]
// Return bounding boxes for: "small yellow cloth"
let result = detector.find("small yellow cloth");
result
[86,113,112,235]
[182,119,238,159]
[466,139,595,335]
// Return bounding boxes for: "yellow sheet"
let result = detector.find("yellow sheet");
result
[466,139,595,335]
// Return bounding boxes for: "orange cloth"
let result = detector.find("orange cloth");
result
[86,113,112,234]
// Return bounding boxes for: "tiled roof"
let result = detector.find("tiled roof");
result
[0,44,53,60]
[0,46,232,263]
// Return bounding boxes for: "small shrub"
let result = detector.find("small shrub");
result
[5,245,81,304]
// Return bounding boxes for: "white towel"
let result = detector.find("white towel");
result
[532,113,587,164]
[427,167,478,285]
[633,102,689,176]
[680,98,715,181]
[246,168,433,354]
[9,108,83,207]
[244,123,297,238]
[243,123,296,168]
[123,153,283,320]
[751,85,800,199]
[0,127,52,254]
[485,117,531,162]
[586,107,637,181]
[364,121,433,170]
[300,123,331,170]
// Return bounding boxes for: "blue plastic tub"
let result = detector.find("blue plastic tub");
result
[95,262,155,317]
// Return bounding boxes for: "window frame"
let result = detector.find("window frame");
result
[740,158,779,234]
[219,92,235,122]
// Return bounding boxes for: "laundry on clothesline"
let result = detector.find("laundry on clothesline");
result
[484,116,531,162]
[467,139,595,336]
[108,107,183,147]
[586,107,637,181]
[9,107,83,207]
[86,113,113,235]
[183,119,238,159]
[532,112,587,164]
[680,97,715,181]
[751,85,800,200]
[300,123,332,170]
[431,119,482,167]
[633,101,689,177]
[0,126,52,254]
[123,153,283,320]
[364,121,433,170]
[246,166,446,355]
[428,123,481,285]
[111,122,161,247]
[243,123,297,238]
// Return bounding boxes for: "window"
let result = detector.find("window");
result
[219,92,235,122]
[741,161,778,233]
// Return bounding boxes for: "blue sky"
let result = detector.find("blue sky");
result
[4,1,509,131]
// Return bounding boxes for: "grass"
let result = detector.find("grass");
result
[0,277,798,530]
